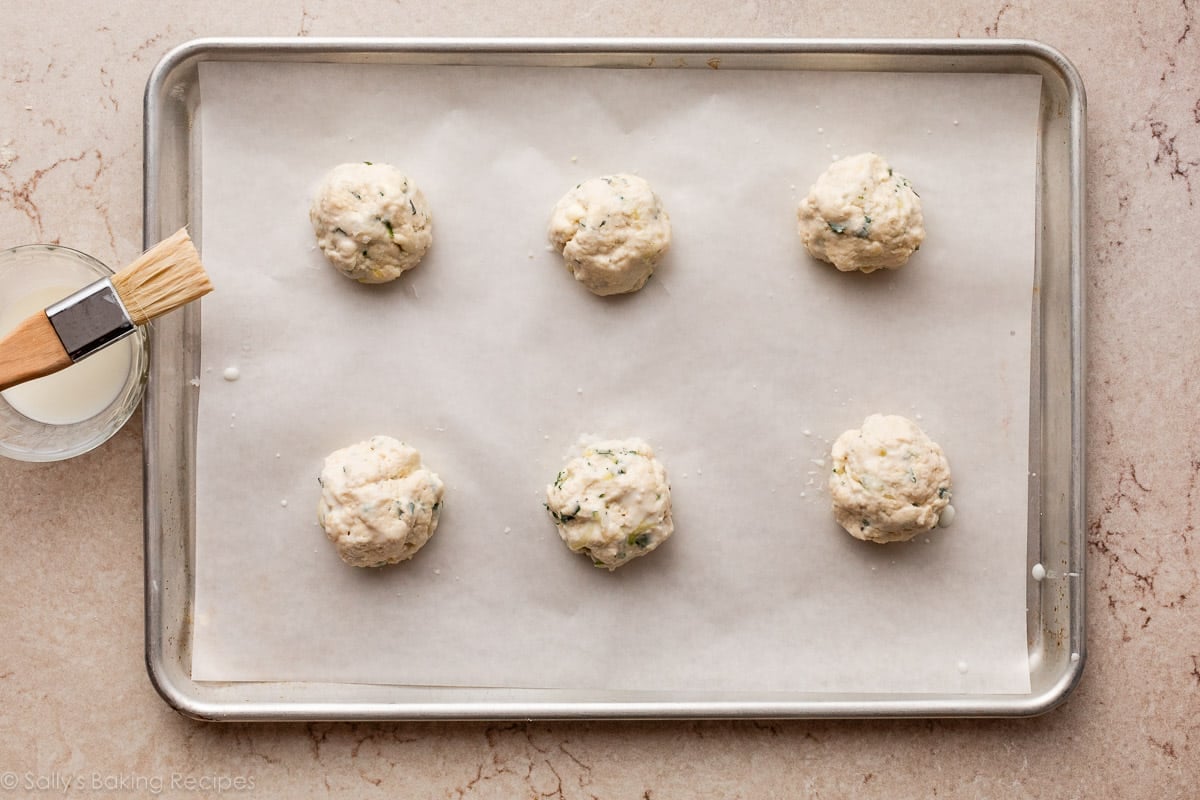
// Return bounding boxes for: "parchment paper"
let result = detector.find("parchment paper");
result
[193,60,1040,694]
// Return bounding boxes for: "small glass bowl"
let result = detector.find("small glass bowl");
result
[0,244,148,462]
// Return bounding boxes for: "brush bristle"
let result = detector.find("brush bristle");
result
[110,228,213,326]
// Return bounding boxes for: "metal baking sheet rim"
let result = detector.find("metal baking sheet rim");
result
[142,37,1086,721]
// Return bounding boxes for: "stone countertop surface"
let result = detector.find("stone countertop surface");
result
[0,2,1196,797]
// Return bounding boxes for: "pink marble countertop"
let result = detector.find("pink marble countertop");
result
[1,2,1197,797]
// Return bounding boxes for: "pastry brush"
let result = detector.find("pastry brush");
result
[0,228,212,392]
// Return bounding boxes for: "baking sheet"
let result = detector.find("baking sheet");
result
[192,61,1039,694]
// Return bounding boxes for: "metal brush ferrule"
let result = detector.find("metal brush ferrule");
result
[44,278,135,362]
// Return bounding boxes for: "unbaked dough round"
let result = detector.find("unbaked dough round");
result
[545,438,674,570]
[797,153,924,273]
[547,174,671,295]
[310,162,433,284]
[317,435,445,567]
[828,414,951,543]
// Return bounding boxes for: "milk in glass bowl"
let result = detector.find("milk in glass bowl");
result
[0,244,148,461]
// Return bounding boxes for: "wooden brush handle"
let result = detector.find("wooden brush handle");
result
[0,311,72,392]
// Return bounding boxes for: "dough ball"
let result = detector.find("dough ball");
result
[310,162,433,284]
[797,153,924,273]
[828,414,951,543]
[547,174,671,295]
[545,438,674,570]
[317,435,444,567]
